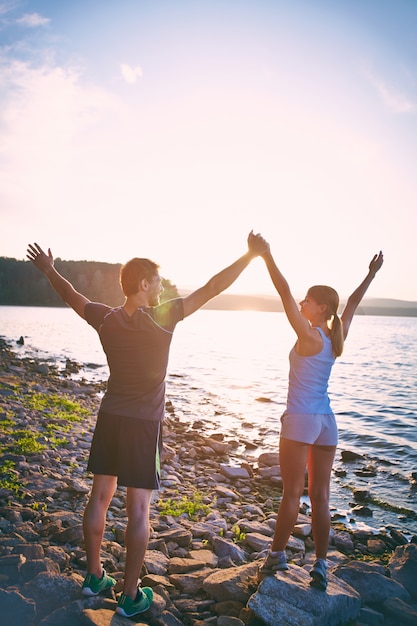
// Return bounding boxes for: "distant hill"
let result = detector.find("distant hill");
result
[178,292,417,317]
[352,298,417,317]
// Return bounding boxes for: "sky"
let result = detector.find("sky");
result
[1,0,416,301]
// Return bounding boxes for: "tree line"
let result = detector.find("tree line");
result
[0,257,179,307]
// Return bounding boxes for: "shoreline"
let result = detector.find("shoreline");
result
[5,332,417,538]
[1,337,416,625]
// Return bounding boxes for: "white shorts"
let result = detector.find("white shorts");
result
[280,412,338,446]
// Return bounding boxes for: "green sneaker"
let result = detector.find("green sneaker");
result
[81,569,116,596]
[116,586,153,617]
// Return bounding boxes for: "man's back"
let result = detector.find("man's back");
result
[85,300,184,420]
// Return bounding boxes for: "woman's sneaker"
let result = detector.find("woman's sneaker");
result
[310,558,328,590]
[81,570,116,596]
[116,586,153,617]
[258,550,288,581]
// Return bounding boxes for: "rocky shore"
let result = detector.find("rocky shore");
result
[1,337,417,626]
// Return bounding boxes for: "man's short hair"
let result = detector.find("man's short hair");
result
[120,258,160,296]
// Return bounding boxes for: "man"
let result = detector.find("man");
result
[27,232,265,618]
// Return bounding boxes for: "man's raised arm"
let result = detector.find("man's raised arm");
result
[182,231,266,318]
[27,243,90,319]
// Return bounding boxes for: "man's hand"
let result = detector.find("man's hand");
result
[248,230,269,257]
[27,243,54,274]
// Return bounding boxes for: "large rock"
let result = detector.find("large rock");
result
[248,565,361,626]
[0,588,36,626]
[382,596,417,625]
[203,562,259,603]
[24,571,85,620]
[38,596,110,625]
[332,560,410,604]
[388,542,417,599]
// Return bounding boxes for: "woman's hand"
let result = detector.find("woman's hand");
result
[369,251,384,277]
[248,230,270,256]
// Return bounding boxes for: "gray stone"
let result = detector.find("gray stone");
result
[244,532,270,552]
[333,531,355,553]
[168,556,208,574]
[24,571,85,620]
[258,465,281,478]
[212,536,248,564]
[188,548,218,567]
[157,528,192,548]
[0,552,25,584]
[220,465,251,479]
[287,534,306,553]
[190,519,228,539]
[258,452,279,466]
[0,588,36,626]
[206,438,230,454]
[203,562,259,603]
[248,564,361,626]
[53,523,84,545]
[169,567,214,594]
[38,596,109,625]
[357,605,384,626]
[144,549,169,575]
[20,556,61,581]
[12,542,45,560]
[382,596,417,626]
[388,542,417,598]
[215,485,240,500]
[154,610,186,626]
[217,617,245,626]
[333,560,410,604]
[367,538,387,555]
[212,600,244,617]
[237,520,273,536]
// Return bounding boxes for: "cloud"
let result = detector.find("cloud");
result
[0,58,131,223]
[120,63,143,84]
[366,70,416,114]
[0,2,18,17]
[16,12,50,28]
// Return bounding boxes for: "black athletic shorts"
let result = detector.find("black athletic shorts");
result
[87,411,162,489]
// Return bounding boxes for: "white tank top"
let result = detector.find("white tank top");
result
[286,326,335,415]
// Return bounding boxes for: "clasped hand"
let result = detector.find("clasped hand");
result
[248,230,269,256]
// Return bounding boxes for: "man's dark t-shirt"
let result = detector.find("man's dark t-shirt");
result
[85,299,184,421]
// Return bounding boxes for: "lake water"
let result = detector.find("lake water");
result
[1,305,417,536]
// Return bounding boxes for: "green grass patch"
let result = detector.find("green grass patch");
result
[0,460,23,496]
[350,552,391,565]
[23,392,89,422]
[231,524,247,544]
[0,391,90,455]
[157,490,211,521]
[11,430,46,454]
[0,416,14,433]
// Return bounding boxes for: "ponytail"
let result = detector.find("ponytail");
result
[330,312,344,357]
[308,285,344,358]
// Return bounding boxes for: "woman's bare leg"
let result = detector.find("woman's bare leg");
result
[271,438,309,552]
[308,445,336,560]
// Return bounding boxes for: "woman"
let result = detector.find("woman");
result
[257,239,383,590]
